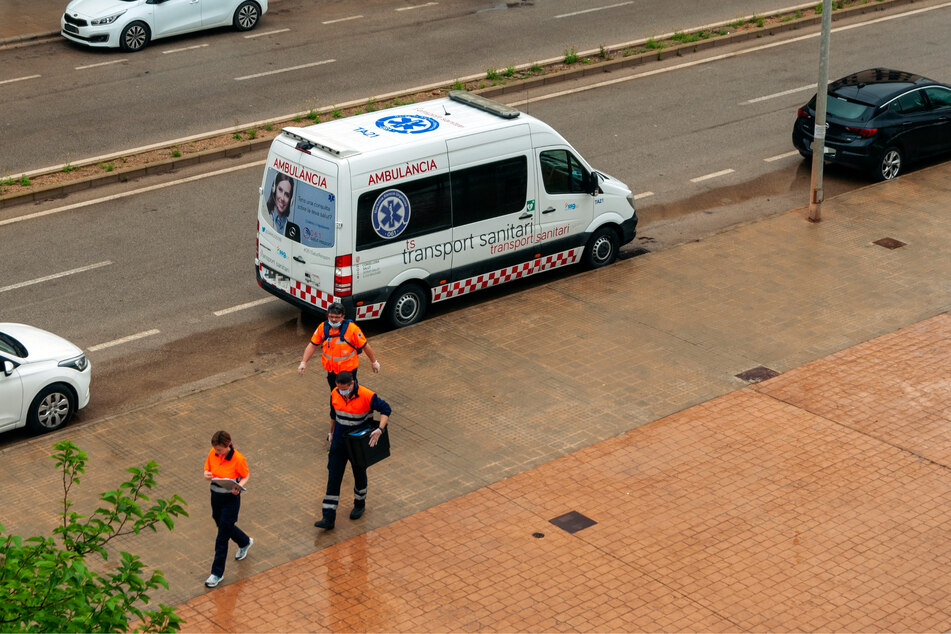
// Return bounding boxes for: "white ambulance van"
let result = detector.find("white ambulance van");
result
[255,91,637,328]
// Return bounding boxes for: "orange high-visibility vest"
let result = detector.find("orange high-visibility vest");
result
[312,322,366,373]
[331,385,376,427]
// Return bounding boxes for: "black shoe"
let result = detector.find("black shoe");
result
[314,518,335,530]
[349,506,365,520]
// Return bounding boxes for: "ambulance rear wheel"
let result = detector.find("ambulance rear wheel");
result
[583,226,619,269]
[386,283,428,328]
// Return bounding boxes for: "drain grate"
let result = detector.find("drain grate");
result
[549,511,597,534]
[736,366,780,383]
[873,237,906,249]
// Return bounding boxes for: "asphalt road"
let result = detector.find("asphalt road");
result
[2,1,951,444]
[3,0,818,174]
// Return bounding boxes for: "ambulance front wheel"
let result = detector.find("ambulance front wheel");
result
[386,283,428,328]
[583,226,620,269]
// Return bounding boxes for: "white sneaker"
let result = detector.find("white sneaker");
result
[204,574,222,588]
[235,537,254,561]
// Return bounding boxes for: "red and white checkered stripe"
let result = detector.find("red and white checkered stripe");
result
[432,248,581,302]
[356,303,385,320]
[260,264,335,310]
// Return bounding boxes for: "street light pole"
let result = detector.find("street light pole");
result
[809,0,833,222]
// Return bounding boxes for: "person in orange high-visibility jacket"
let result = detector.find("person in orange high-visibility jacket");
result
[298,302,381,390]
[202,430,252,588]
[314,370,391,530]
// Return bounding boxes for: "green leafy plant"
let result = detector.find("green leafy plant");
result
[332,109,343,118]
[364,99,378,113]
[503,65,516,77]
[816,3,823,14]
[644,37,665,50]
[757,16,765,27]
[796,9,803,17]
[232,132,243,140]
[0,440,188,632]
[729,18,744,28]
[170,148,181,158]
[671,31,701,43]
[18,174,31,186]
[264,123,273,131]
[530,63,543,73]
[486,67,501,80]
[598,45,609,59]
[100,162,115,172]
[563,45,578,64]
[306,109,319,121]
[246,129,257,140]
[293,114,302,123]
[62,162,75,173]
[451,80,465,91]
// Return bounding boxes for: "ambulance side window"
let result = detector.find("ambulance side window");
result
[450,156,527,226]
[540,149,587,195]
[356,174,452,250]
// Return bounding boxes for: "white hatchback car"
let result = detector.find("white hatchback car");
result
[0,324,91,434]
[61,0,268,52]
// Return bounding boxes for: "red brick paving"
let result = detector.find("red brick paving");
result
[179,314,951,632]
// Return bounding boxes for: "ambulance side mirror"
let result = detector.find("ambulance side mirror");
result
[587,171,601,196]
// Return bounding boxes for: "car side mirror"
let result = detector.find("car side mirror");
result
[2,359,15,376]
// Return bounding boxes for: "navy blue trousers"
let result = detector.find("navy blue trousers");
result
[320,425,368,518]
[210,490,250,577]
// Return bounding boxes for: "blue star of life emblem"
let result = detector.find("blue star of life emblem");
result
[371,189,411,239]
[375,115,439,134]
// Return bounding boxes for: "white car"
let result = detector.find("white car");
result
[0,324,91,434]
[61,0,268,52]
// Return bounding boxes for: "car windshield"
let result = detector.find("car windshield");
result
[0,332,27,357]
[809,95,874,121]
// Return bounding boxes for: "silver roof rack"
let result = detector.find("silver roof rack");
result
[281,127,357,157]
[448,91,520,119]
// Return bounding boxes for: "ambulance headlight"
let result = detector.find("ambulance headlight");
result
[91,11,125,25]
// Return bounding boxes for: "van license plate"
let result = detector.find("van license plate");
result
[263,267,290,292]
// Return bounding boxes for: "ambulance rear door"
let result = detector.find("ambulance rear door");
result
[258,144,340,309]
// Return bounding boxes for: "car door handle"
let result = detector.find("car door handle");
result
[518,212,532,219]
[542,207,556,214]
[293,256,305,263]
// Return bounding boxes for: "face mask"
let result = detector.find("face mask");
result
[337,388,351,396]
[328,320,342,329]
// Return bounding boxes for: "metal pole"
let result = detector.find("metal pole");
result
[808,0,833,222]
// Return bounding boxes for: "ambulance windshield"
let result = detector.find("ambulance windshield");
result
[262,166,335,248]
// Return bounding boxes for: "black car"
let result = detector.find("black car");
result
[792,68,951,181]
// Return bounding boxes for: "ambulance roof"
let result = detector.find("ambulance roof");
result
[279,92,537,159]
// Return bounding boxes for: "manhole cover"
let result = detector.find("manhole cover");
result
[873,237,906,249]
[549,511,597,534]
[735,366,780,383]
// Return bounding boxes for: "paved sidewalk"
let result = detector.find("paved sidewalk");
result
[176,314,951,632]
[0,162,949,628]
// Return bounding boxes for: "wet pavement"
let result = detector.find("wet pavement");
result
[0,0,62,42]
[0,161,949,631]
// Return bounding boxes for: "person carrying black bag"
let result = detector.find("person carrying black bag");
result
[314,371,391,530]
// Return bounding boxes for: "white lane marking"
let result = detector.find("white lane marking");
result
[234,59,335,81]
[75,59,127,70]
[245,28,290,38]
[743,84,816,104]
[507,1,951,108]
[765,150,802,162]
[214,297,278,316]
[0,261,112,294]
[88,329,160,352]
[690,169,735,183]
[633,191,654,200]
[396,2,437,10]
[0,160,264,227]
[0,74,41,86]
[555,1,633,19]
[322,15,362,24]
[163,43,209,54]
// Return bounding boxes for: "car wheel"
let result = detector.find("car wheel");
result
[385,282,428,328]
[26,384,75,433]
[120,21,150,51]
[876,147,903,181]
[583,226,620,269]
[233,1,261,31]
